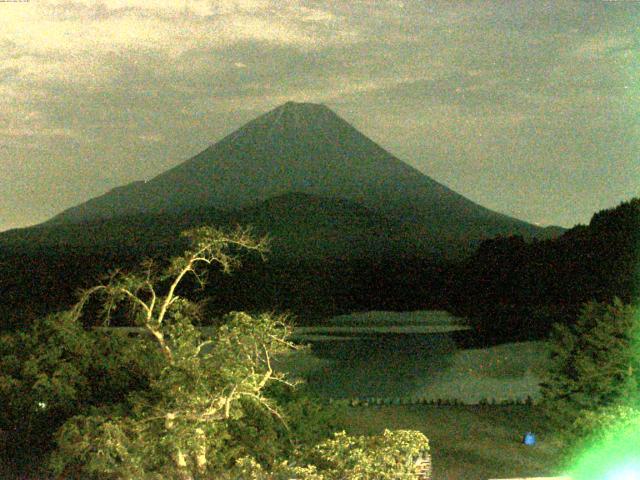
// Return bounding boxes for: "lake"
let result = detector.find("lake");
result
[277,310,549,404]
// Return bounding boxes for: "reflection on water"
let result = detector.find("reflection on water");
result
[299,333,458,399]
[309,332,457,359]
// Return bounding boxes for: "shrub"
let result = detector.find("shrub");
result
[570,404,640,444]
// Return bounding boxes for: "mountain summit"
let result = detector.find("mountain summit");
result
[47,101,556,252]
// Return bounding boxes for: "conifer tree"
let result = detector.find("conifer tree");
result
[540,298,640,430]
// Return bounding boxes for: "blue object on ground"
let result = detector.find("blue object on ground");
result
[523,432,536,445]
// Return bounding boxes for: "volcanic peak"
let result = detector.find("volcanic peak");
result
[259,100,333,129]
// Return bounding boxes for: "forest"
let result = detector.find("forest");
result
[0,198,638,479]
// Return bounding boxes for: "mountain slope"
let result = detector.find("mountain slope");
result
[46,101,557,251]
[2,192,423,259]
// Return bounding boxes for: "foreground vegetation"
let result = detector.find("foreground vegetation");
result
[0,227,430,479]
[1,217,638,478]
[343,404,564,480]
[1,405,562,480]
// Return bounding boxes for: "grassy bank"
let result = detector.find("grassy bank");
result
[278,336,549,403]
[341,404,565,480]
[2,405,566,480]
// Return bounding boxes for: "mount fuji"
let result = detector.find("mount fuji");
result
[42,101,559,257]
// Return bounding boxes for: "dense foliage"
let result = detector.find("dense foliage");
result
[0,312,150,463]
[569,404,640,445]
[540,299,640,431]
[2,197,638,342]
[2,198,637,343]
[452,198,639,342]
[231,430,431,480]
[0,226,430,479]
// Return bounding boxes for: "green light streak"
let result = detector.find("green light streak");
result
[562,306,640,480]
[564,420,640,480]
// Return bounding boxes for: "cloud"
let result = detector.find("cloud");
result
[0,0,637,230]
[138,133,164,143]
[7,1,351,53]
[0,126,76,138]
[0,0,360,102]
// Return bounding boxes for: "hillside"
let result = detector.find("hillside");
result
[448,197,640,341]
[0,192,426,259]
[0,193,448,328]
[0,101,579,330]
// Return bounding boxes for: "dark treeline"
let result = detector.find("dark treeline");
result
[1,198,638,343]
[0,249,450,330]
[447,197,639,342]
[199,255,451,323]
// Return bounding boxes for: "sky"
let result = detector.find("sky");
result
[0,0,638,232]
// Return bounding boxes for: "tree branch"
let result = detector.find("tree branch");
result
[116,287,152,318]
[193,340,215,357]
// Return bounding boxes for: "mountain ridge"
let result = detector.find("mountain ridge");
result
[44,101,562,253]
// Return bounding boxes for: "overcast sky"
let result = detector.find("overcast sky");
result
[1,0,638,232]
